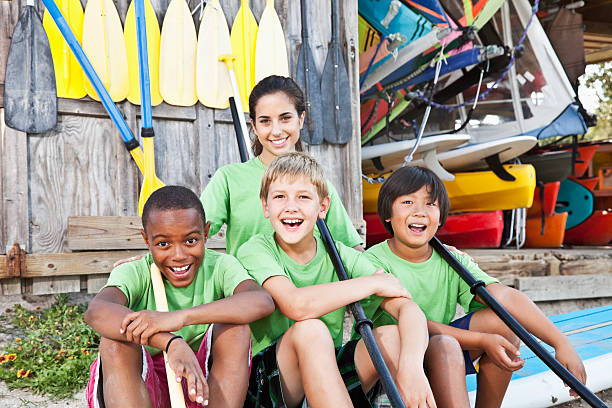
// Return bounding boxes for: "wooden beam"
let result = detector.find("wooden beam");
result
[584,33,612,44]
[24,250,147,277]
[68,216,146,250]
[515,274,612,302]
[586,47,612,64]
[585,20,612,37]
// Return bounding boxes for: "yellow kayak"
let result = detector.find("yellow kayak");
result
[363,164,536,213]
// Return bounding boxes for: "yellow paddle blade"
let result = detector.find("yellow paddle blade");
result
[124,0,163,106]
[230,0,257,112]
[43,0,86,99]
[82,0,129,102]
[254,0,288,84]
[196,0,232,109]
[138,137,163,215]
[128,146,164,187]
[159,0,197,106]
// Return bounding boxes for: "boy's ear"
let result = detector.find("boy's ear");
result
[141,229,151,249]
[318,196,331,219]
[203,221,211,241]
[261,197,271,219]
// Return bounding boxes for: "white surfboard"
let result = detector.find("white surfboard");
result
[361,134,470,180]
[409,136,537,172]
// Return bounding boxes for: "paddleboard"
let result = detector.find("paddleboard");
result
[527,182,560,218]
[466,305,612,407]
[556,179,594,230]
[363,164,536,213]
[195,0,232,109]
[436,211,504,249]
[521,151,573,184]
[159,0,197,106]
[82,0,129,102]
[524,212,567,248]
[362,134,470,180]
[409,136,538,173]
[564,210,612,246]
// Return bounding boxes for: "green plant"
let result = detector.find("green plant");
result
[0,294,99,399]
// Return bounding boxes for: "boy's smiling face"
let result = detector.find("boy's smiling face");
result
[141,208,209,288]
[387,185,441,251]
[262,175,330,248]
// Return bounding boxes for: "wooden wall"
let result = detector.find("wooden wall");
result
[0,0,363,294]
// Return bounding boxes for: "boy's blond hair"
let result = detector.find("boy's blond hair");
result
[260,152,329,202]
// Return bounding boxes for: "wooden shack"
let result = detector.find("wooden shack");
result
[0,0,363,295]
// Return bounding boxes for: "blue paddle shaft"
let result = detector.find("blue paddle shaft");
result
[430,237,606,408]
[134,0,152,130]
[40,0,137,145]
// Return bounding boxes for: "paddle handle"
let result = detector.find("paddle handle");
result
[134,0,153,127]
[150,264,187,408]
[430,237,607,408]
[220,54,252,159]
[317,219,406,408]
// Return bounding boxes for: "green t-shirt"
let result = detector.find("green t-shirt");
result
[237,233,381,354]
[200,157,363,256]
[365,241,499,327]
[104,250,252,356]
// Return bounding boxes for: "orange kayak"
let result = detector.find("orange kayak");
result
[525,212,567,248]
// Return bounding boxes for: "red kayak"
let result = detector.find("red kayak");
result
[525,212,567,248]
[364,212,391,248]
[564,210,612,245]
[569,176,599,191]
[527,181,560,218]
[436,211,503,249]
[561,145,600,178]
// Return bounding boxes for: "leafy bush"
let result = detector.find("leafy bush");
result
[0,294,99,399]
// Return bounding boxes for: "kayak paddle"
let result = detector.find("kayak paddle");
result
[134,0,164,216]
[320,0,353,144]
[220,54,252,161]
[4,0,57,133]
[124,0,163,106]
[196,0,232,109]
[254,0,289,84]
[430,237,607,408]
[39,0,162,182]
[295,0,324,145]
[159,0,197,106]
[230,0,258,112]
[82,0,129,102]
[42,0,86,99]
[150,264,187,408]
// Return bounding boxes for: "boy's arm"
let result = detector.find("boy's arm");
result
[84,287,176,351]
[120,280,274,345]
[262,270,410,321]
[475,283,586,387]
[380,297,435,405]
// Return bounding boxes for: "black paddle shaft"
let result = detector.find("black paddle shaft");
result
[430,237,607,408]
[317,219,406,408]
[229,96,249,163]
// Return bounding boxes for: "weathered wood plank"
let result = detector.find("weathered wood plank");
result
[516,274,612,301]
[31,276,81,295]
[87,274,110,294]
[24,250,147,277]
[68,216,145,250]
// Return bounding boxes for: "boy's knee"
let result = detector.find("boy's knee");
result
[372,325,400,348]
[287,319,332,348]
[427,335,465,368]
[212,323,252,358]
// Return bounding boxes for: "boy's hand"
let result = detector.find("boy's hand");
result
[167,338,209,405]
[371,269,412,299]
[481,333,524,372]
[120,310,185,345]
[555,341,586,397]
[397,368,437,408]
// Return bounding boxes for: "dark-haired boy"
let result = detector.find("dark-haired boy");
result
[84,185,274,408]
[366,166,586,407]
[238,152,435,408]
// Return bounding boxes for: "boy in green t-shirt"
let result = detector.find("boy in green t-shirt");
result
[84,186,274,408]
[366,166,586,407]
[237,152,435,408]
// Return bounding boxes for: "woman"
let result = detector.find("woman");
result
[201,75,363,256]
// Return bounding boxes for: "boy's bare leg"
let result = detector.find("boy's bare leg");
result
[425,335,470,408]
[208,323,251,408]
[99,337,152,408]
[469,308,521,408]
[276,319,352,408]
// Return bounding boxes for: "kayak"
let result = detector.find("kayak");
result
[521,150,572,184]
[556,178,594,229]
[524,212,567,248]
[436,211,503,248]
[564,210,612,246]
[526,181,560,218]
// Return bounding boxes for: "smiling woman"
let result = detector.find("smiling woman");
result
[200,75,363,256]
